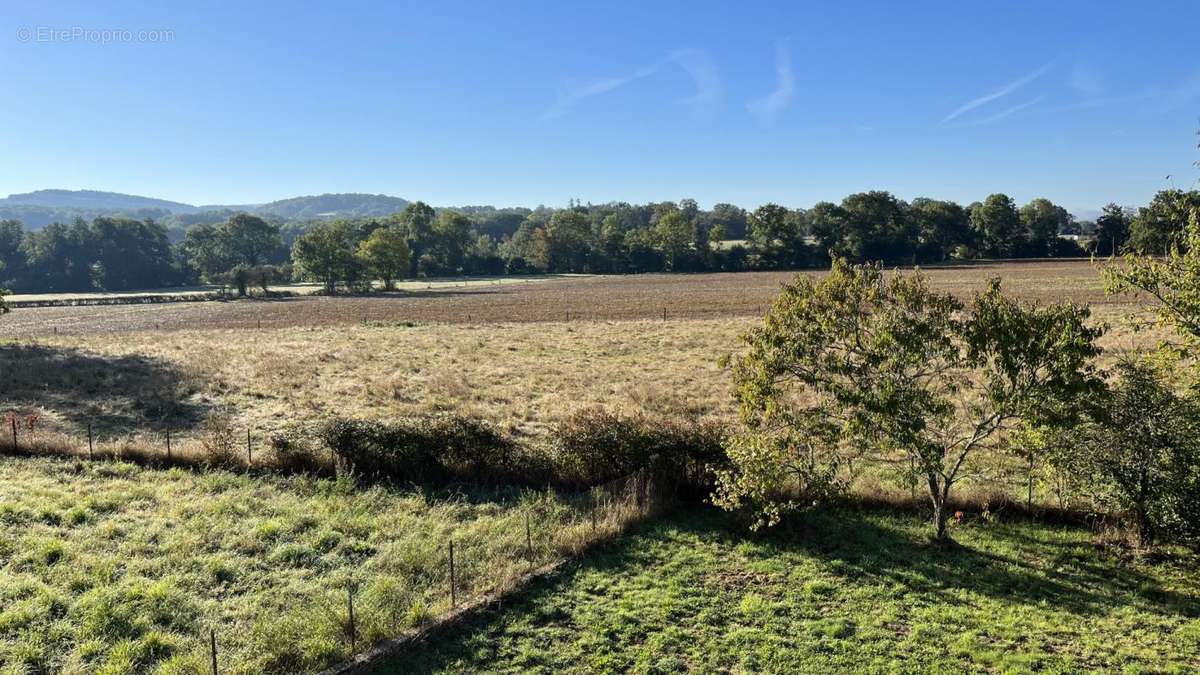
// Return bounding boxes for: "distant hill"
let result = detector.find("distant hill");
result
[0,190,410,228]
[0,189,196,213]
[252,193,409,219]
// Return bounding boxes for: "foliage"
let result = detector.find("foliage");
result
[356,227,410,290]
[553,408,727,489]
[316,415,547,486]
[971,193,1024,258]
[1126,189,1200,255]
[1104,209,1200,361]
[1049,358,1200,546]
[721,259,1103,538]
[291,221,360,293]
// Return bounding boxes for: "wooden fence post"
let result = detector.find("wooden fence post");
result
[246,429,252,465]
[11,416,17,453]
[166,430,171,461]
[525,510,533,558]
[209,628,218,675]
[449,540,457,608]
[87,423,94,460]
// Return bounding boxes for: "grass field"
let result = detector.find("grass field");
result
[0,261,1188,674]
[394,507,1200,674]
[0,456,649,674]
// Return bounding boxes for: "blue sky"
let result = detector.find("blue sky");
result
[2,1,1199,214]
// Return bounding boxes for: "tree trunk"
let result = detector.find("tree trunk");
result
[927,474,952,541]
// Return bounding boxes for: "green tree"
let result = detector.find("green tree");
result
[1050,358,1200,546]
[543,209,593,272]
[1105,210,1200,360]
[748,203,806,268]
[1126,190,1200,255]
[222,213,282,267]
[655,208,694,271]
[356,227,411,290]
[292,221,359,293]
[839,191,915,263]
[971,193,1024,258]
[393,201,436,277]
[432,210,473,273]
[720,259,1102,539]
[910,198,971,262]
[1094,203,1132,256]
[1020,198,1071,257]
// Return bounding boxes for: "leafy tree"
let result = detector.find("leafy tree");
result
[21,220,95,292]
[748,203,806,268]
[1050,359,1200,546]
[1094,203,1132,256]
[971,194,1024,258]
[655,208,694,271]
[910,198,971,262]
[182,223,232,282]
[0,220,26,288]
[431,210,473,273]
[356,227,411,290]
[1127,189,1200,255]
[1104,210,1200,360]
[709,203,749,240]
[222,213,282,267]
[393,201,436,277]
[543,209,593,272]
[720,259,1102,539]
[292,221,359,293]
[839,191,915,263]
[1020,198,1070,257]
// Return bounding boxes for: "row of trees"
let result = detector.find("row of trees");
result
[1,189,1197,295]
[717,209,1200,546]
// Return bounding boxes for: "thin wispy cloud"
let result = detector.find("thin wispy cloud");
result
[940,62,1051,125]
[671,49,723,108]
[541,50,723,120]
[965,94,1045,126]
[541,64,660,120]
[747,40,796,122]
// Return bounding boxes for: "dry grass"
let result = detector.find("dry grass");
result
[0,262,1166,447]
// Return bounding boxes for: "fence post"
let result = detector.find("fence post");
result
[347,581,357,652]
[662,308,666,321]
[246,429,252,465]
[590,489,598,532]
[87,422,93,460]
[209,628,218,675]
[11,416,17,453]
[525,510,533,559]
[166,430,171,461]
[449,539,457,608]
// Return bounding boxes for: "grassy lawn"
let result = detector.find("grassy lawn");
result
[395,507,1200,674]
[0,456,633,674]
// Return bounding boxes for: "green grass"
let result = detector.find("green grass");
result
[394,507,1200,674]
[0,456,633,674]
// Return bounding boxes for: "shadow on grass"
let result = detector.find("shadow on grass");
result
[0,343,208,436]
[381,505,1199,674]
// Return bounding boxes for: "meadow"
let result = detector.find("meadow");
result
[394,506,1200,674]
[0,261,1185,674]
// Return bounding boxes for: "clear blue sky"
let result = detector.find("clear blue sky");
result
[3,1,1199,214]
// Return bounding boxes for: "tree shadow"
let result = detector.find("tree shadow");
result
[386,505,1199,673]
[0,344,208,437]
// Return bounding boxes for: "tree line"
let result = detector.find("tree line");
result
[1,189,1197,294]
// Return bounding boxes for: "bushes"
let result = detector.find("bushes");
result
[308,410,723,491]
[315,415,551,486]
[553,408,726,490]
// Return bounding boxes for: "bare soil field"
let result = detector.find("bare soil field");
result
[0,260,1131,338]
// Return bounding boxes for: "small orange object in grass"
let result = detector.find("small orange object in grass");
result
[953,511,964,524]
